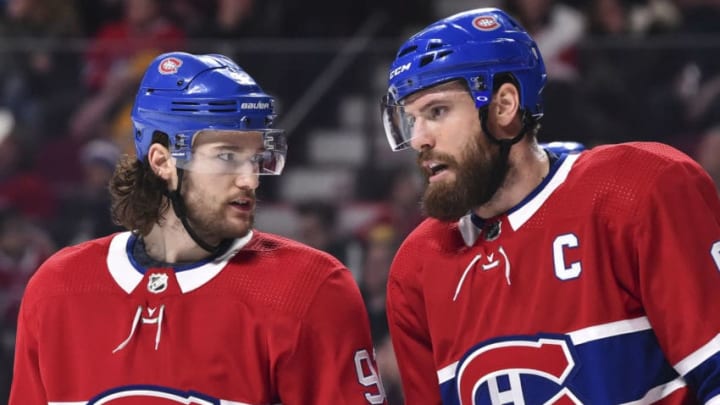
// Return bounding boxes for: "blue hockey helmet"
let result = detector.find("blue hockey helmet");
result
[381,8,547,151]
[131,52,286,174]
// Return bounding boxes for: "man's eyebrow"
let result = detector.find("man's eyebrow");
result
[209,143,265,153]
[418,98,449,115]
[407,93,457,115]
[210,144,241,151]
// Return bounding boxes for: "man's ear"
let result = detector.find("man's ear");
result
[147,143,176,187]
[493,82,521,128]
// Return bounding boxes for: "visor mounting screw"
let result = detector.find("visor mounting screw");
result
[176,79,184,86]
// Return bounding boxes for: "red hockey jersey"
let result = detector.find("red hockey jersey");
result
[387,142,720,404]
[11,230,386,404]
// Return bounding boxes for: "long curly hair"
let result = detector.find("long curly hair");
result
[109,132,170,235]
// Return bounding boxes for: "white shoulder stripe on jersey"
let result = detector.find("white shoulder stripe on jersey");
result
[437,360,459,384]
[508,153,580,231]
[49,402,86,405]
[568,316,651,346]
[436,316,652,385]
[707,393,720,405]
[674,333,720,375]
[618,376,685,404]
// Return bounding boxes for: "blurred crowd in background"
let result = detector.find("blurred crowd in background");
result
[0,0,719,402]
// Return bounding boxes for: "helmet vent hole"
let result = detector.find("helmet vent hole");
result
[171,101,200,112]
[437,50,453,59]
[398,45,418,57]
[208,100,237,113]
[419,54,435,67]
[427,40,444,50]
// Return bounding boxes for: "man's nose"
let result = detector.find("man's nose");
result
[234,171,259,190]
[409,119,435,151]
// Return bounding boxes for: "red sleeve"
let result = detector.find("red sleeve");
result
[276,268,387,405]
[634,155,720,401]
[386,248,442,404]
[9,288,46,404]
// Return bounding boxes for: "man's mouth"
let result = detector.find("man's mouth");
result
[424,161,450,178]
[229,197,254,210]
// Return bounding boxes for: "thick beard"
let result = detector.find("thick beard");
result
[419,137,509,222]
[181,174,255,242]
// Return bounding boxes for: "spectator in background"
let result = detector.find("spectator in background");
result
[0,205,54,399]
[587,0,631,36]
[378,168,424,241]
[294,200,358,270]
[358,222,403,404]
[503,0,587,142]
[81,0,185,93]
[359,223,395,336]
[50,139,124,247]
[0,206,54,329]
[70,0,186,154]
[212,0,256,37]
[0,117,57,221]
[0,0,83,143]
[504,0,585,81]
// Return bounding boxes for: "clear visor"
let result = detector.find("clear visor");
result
[175,129,287,175]
[380,94,415,151]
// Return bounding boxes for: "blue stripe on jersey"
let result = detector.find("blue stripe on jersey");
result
[685,351,720,402]
[439,330,680,405]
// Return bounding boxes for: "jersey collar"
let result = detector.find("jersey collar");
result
[459,152,581,246]
[107,231,254,294]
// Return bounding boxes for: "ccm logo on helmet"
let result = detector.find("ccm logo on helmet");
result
[158,57,183,75]
[472,16,501,31]
[389,62,412,80]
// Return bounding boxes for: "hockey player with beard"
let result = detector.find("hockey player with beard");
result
[11,52,386,405]
[380,8,720,404]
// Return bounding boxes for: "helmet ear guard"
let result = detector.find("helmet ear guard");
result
[131,52,286,175]
[381,8,547,151]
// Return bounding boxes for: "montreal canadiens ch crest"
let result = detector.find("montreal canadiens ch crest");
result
[455,336,583,405]
[88,385,221,405]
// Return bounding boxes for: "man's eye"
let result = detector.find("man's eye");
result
[217,152,236,162]
[429,106,447,119]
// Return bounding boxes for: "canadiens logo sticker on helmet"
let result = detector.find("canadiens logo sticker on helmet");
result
[472,15,501,31]
[158,57,183,75]
[147,273,169,294]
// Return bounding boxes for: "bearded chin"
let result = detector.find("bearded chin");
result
[421,147,509,222]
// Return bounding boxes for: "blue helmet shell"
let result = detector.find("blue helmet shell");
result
[131,52,280,161]
[386,8,546,118]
